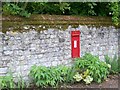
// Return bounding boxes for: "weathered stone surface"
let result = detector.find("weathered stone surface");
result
[3,50,13,55]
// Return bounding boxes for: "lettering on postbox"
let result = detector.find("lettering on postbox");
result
[71,31,80,58]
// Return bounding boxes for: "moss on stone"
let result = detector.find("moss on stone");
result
[2,14,120,33]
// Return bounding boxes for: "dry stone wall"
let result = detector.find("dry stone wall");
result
[0,25,118,82]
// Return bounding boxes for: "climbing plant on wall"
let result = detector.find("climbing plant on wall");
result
[110,2,120,26]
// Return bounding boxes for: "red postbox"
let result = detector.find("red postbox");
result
[71,31,80,58]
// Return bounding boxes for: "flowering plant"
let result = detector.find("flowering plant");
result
[74,53,110,83]
[83,75,93,84]
[73,72,82,82]
[73,69,93,84]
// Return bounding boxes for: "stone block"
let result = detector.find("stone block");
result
[3,50,13,55]
[51,61,58,66]
[0,67,8,74]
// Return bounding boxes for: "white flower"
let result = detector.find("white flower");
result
[109,12,112,15]
[107,64,111,69]
[73,72,83,82]
[83,76,93,84]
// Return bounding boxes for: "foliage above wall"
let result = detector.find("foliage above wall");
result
[2,2,120,26]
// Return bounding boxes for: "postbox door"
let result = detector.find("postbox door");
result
[71,31,80,58]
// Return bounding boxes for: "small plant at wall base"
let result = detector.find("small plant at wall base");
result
[29,65,69,87]
[16,75,26,89]
[73,53,110,83]
[73,69,93,84]
[104,55,120,74]
[29,53,110,87]
[0,75,15,89]
[0,70,27,89]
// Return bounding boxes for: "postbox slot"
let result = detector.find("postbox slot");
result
[74,40,77,48]
[72,34,79,36]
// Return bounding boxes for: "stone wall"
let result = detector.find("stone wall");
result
[0,25,118,82]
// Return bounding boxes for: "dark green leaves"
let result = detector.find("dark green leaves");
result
[0,75,15,89]
[3,3,31,18]
[74,53,110,83]
[29,53,113,87]
[29,65,69,87]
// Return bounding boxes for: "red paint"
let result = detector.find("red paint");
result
[71,31,80,58]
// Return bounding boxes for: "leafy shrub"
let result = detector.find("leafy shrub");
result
[2,2,120,25]
[3,3,31,18]
[105,55,120,74]
[16,75,26,89]
[110,2,119,26]
[65,66,76,84]
[73,53,110,83]
[29,65,69,87]
[29,53,111,87]
[0,71,26,89]
[0,75,15,89]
